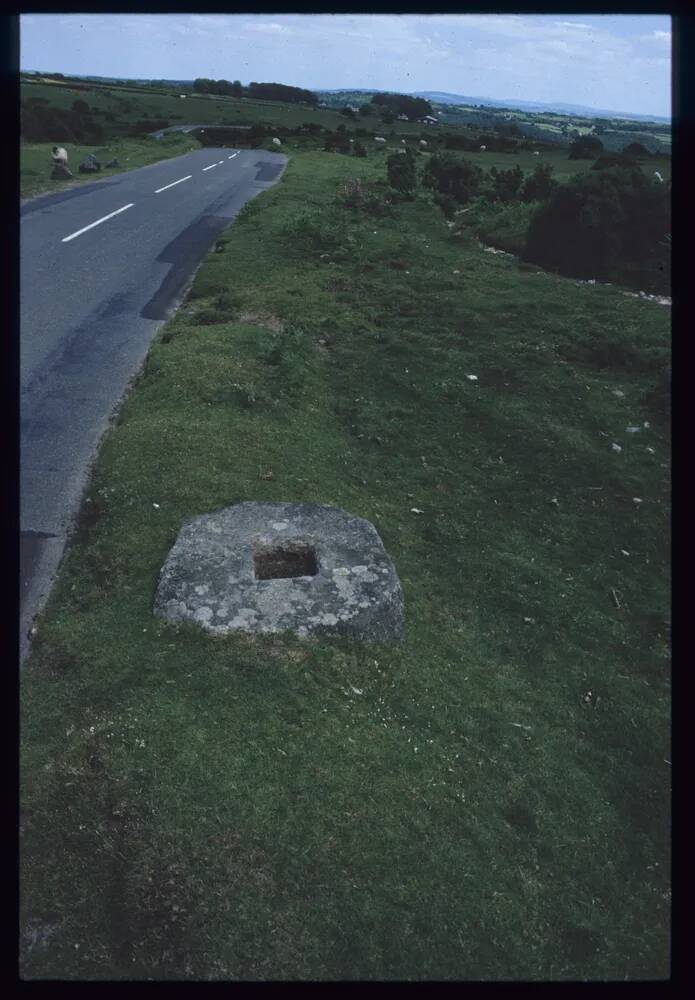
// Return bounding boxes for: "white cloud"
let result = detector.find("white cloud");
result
[554,22,592,30]
[244,22,289,35]
[637,29,671,45]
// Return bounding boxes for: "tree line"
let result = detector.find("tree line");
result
[192,78,318,105]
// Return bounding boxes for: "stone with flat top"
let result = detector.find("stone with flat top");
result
[154,501,404,642]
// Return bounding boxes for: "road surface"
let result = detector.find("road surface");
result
[20,146,287,661]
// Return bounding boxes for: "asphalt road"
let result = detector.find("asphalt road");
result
[20,146,287,660]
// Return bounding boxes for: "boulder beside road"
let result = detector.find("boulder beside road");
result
[79,154,102,173]
[50,164,73,180]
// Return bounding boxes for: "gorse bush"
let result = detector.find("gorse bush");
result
[279,208,348,252]
[487,165,524,203]
[386,148,417,198]
[422,152,484,206]
[324,131,351,154]
[336,178,393,216]
[523,166,670,292]
[520,163,558,203]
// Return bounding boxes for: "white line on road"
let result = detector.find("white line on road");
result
[228,152,239,159]
[202,164,217,172]
[154,174,192,194]
[217,160,224,165]
[61,203,134,243]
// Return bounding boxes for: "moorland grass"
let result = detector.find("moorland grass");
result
[21,150,670,981]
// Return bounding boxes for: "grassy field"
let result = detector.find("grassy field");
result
[21,149,670,980]
[20,133,202,200]
[22,79,392,136]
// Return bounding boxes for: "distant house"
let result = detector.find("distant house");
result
[420,115,439,125]
[397,113,409,121]
[347,105,360,113]
[179,94,186,99]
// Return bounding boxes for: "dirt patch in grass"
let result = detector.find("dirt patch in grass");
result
[236,310,284,332]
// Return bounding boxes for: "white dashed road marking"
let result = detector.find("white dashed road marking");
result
[154,175,192,194]
[202,164,217,172]
[61,203,134,243]
[229,152,239,159]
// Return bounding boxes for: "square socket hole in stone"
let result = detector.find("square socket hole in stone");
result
[253,540,319,580]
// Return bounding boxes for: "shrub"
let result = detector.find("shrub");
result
[353,140,367,158]
[568,135,604,160]
[523,167,670,290]
[623,142,651,158]
[324,131,351,154]
[336,178,392,216]
[489,164,524,203]
[433,192,457,219]
[520,163,558,203]
[591,152,639,171]
[444,134,477,152]
[386,148,417,198]
[422,152,484,206]
[280,209,348,252]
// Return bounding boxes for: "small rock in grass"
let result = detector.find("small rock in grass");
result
[612,389,625,398]
[466,374,478,381]
[611,443,622,453]
[626,426,641,433]
[633,497,643,505]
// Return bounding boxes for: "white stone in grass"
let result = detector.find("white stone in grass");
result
[611,443,622,453]
[626,426,641,433]
[466,374,478,381]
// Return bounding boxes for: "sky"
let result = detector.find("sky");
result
[20,13,672,119]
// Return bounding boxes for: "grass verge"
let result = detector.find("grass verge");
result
[21,150,670,980]
[20,133,202,200]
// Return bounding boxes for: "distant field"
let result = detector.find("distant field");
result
[21,80,383,136]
